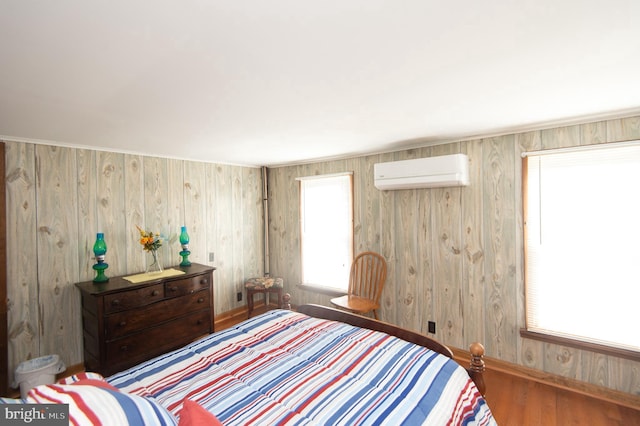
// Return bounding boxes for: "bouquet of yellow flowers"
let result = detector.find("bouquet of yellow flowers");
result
[136,225,163,252]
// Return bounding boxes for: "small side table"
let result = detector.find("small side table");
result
[245,277,284,318]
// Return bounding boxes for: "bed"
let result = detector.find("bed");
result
[23,305,495,425]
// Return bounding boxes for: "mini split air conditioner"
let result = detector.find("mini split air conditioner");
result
[374,153,470,190]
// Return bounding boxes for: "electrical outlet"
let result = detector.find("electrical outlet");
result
[237,291,242,302]
[428,321,436,334]
[209,252,214,262]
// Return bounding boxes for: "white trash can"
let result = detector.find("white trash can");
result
[14,354,66,399]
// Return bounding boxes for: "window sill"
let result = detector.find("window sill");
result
[297,283,346,297]
[520,329,640,362]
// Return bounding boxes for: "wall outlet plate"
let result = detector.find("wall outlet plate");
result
[428,321,436,334]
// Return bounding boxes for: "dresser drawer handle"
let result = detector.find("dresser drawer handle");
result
[169,286,178,292]
[111,299,120,306]
[200,278,209,285]
[151,290,160,296]
[197,297,204,303]
[119,321,127,327]
[120,345,129,352]
[197,319,203,325]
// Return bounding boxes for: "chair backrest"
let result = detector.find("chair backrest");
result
[348,252,387,303]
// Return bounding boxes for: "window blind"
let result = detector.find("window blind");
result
[299,173,353,291]
[525,143,640,352]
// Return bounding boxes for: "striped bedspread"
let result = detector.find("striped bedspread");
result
[108,310,495,425]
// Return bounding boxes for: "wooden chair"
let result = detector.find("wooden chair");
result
[330,251,387,320]
[245,277,284,318]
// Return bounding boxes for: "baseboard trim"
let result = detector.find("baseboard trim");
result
[214,301,278,328]
[214,304,253,326]
[451,347,640,411]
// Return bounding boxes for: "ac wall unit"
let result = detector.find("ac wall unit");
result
[374,153,470,190]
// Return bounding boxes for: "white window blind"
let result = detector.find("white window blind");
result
[525,142,640,352]
[298,173,353,292]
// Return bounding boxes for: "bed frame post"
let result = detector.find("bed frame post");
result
[282,293,291,310]
[468,342,486,396]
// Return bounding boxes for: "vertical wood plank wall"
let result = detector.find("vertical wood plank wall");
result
[3,115,639,397]
[267,115,640,396]
[3,144,264,387]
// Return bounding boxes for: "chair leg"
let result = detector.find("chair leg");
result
[247,290,254,319]
[248,287,284,318]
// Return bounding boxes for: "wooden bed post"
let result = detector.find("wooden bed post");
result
[282,293,291,310]
[468,342,486,396]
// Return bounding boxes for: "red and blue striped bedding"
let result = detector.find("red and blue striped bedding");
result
[108,310,495,425]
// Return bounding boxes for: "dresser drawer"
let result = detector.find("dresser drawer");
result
[104,284,164,314]
[105,309,212,373]
[106,291,211,340]
[165,273,211,297]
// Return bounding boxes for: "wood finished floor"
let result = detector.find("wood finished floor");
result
[484,369,639,425]
[218,306,640,426]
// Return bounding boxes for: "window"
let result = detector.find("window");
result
[298,173,353,293]
[523,141,640,357]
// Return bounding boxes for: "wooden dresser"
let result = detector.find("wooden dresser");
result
[75,263,215,376]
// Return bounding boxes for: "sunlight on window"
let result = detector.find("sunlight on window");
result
[299,174,353,292]
[526,143,640,352]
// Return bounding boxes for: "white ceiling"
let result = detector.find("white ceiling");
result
[1,1,639,167]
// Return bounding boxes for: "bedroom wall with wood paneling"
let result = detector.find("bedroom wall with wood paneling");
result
[3,143,264,389]
[267,115,640,396]
[3,115,639,397]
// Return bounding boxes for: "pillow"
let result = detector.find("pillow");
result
[179,399,223,426]
[27,383,177,425]
[71,378,120,391]
[57,371,106,385]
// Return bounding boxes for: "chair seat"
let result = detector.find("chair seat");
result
[330,294,379,315]
[245,277,284,289]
